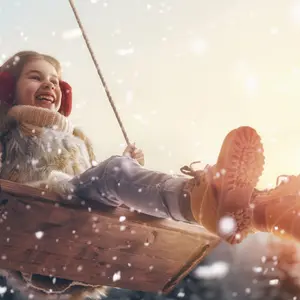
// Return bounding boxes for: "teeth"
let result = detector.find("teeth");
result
[36,95,54,102]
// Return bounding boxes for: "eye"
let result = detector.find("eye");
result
[30,75,40,81]
[51,79,59,85]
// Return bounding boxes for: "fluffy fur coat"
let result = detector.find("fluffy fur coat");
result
[0,103,107,299]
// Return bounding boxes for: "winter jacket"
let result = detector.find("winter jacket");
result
[0,103,106,299]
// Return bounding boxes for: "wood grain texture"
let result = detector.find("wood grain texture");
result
[0,179,220,293]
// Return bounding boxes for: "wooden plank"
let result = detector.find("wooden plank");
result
[0,179,211,235]
[0,245,168,292]
[0,233,177,273]
[0,195,215,261]
[0,179,220,292]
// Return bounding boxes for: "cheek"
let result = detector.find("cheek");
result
[24,83,38,97]
[56,89,62,105]
[16,82,38,103]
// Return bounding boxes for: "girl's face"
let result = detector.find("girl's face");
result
[14,59,62,112]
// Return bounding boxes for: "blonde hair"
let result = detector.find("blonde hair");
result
[0,50,62,80]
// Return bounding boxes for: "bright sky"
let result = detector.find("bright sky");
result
[1,0,300,189]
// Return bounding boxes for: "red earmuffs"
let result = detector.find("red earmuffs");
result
[0,72,72,117]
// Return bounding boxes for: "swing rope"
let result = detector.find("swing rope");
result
[68,0,130,146]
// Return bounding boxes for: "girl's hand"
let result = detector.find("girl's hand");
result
[122,143,145,166]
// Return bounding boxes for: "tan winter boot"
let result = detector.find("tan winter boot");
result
[181,126,265,244]
[251,175,300,242]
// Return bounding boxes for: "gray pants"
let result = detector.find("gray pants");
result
[70,155,194,223]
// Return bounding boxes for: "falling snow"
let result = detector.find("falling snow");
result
[119,216,126,222]
[62,28,82,40]
[0,286,7,295]
[116,47,135,56]
[193,261,229,280]
[1,1,300,299]
[269,279,279,286]
[218,216,236,236]
[112,271,121,282]
[35,231,44,239]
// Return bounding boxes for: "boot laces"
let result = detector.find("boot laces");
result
[180,161,210,185]
[254,174,300,197]
[276,174,300,194]
[276,174,296,187]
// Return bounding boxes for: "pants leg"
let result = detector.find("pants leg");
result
[70,155,195,222]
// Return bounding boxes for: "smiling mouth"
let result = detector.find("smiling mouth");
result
[36,95,55,103]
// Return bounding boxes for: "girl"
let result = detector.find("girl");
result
[0,50,299,299]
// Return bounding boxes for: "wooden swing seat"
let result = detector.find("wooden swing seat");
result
[0,179,220,293]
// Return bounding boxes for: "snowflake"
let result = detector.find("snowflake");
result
[193,261,229,279]
[0,286,7,294]
[119,216,126,222]
[269,279,279,286]
[35,231,44,239]
[218,216,236,235]
[116,48,134,56]
[113,271,121,282]
[252,266,263,273]
[62,28,82,40]
[177,290,185,298]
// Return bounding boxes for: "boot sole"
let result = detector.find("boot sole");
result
[214,126,265,243]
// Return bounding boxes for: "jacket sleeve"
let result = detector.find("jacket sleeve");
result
[25,170,76,200]
[73,127,96,164]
